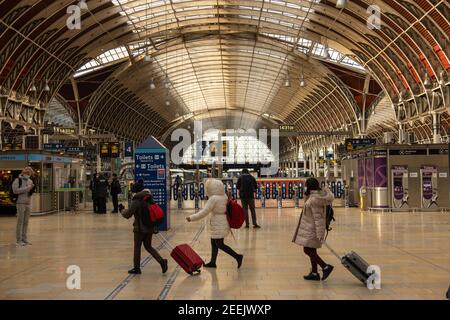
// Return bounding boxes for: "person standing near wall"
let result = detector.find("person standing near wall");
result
[110,173,122,213]
[237,168,261,229]
[12,167,36,246]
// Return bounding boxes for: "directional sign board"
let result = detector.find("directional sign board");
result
[135,137,170,231]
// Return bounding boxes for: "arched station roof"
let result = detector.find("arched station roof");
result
[0,0,448,148]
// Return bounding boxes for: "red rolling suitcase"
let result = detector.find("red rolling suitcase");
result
[171,243,204,275]
[157,234,204,275]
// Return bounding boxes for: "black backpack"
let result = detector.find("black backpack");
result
[8,178,21,203]
[325,205,335,233]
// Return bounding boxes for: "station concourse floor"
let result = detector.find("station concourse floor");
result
[0,203,449,300]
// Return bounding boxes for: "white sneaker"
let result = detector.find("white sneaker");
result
[16,241,26,246]
[22,240,32,245]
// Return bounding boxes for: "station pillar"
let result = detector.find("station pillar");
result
[398,122,406,144]
[432,112,441,143]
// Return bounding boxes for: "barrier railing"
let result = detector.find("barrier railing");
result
[170,178,344,209]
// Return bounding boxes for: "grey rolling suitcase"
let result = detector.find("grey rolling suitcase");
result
[324,242,371,284]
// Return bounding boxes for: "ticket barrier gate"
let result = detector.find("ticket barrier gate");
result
[171,182,207,209]
[169,179,343,209]
[256,179,305,208]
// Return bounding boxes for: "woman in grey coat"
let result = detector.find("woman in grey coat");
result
[293,177,334,281]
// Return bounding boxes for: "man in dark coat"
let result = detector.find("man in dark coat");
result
[96,173,109,214]
[89,173,99,213]
[110,173,122,213]
[237,168,261,228]
[120,189,168,275]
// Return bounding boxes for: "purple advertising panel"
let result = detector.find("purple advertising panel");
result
[365,157,374,188]
[391,165,409,209]
[358,158,365,190]
[420,166,438,208]
[373,151,388,188]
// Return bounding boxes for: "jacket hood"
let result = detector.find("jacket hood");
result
[133,190,150,200]
[205,179,225,197]
[309,189,330,198]
[306,188,334,206]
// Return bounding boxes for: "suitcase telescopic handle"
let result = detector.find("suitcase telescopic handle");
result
[323,241,342,261]
[156,233,175,251]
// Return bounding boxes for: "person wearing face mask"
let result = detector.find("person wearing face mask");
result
[12,167,36,246]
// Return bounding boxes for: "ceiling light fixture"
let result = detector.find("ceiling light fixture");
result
[336,0,348,9]
[423,73,432,87]
[284,77,291,88]
[144,55,153,63]
[30,82,37,92]
[150,78,156,90]
[300,75,306,87]
[299,64,306,87]
[44,79,50,92]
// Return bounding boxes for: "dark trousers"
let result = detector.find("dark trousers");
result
[303,247,327,273]
[210,238,239,264]
[111,194,119,212]
[134,232,163,269]
[92,197,99,213]
[97,197,106,213]
[241,198,257,226]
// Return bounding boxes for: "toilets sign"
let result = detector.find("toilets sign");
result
[135,138,170,231]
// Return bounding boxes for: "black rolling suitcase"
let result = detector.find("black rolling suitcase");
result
[324,242,371,284]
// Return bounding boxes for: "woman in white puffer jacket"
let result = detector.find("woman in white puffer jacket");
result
[186,179,243,269]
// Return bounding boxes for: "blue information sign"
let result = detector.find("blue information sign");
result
[43,143,64,152]
[135,137,170,231]
[125,142,134,157]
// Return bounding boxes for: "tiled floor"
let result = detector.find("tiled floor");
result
[0,203,449,300]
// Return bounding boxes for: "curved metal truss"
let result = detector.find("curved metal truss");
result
[0,0,448,146]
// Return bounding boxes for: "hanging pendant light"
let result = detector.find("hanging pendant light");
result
[423,73,432,87]
[336,0,348,9]
[150,78,156,90]
[44,79,50,92]
[299,72,306,87]
[30,82,37,92]
[284,76,291,88]
[299,64,306,87]
[164,79,170,89]
[284,78,291,87]
[166,100,170,106]
[144,55,153,63]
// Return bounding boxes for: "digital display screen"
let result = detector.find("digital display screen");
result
[110,143,120,158]
[100,143,110,158]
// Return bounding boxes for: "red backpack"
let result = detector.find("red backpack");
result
[226,199,245,229]
[142,195,165,226]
